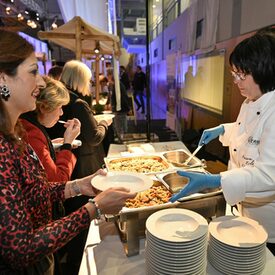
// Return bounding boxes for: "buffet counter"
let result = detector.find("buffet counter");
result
[78,141,275,274]
[78,220,275,275]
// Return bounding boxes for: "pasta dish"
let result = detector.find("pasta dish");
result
[125,185,172,208]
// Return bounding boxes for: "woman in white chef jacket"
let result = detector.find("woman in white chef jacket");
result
[170,33,275,255]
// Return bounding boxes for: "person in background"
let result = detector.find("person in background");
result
[106,68,130,142]
[48,65,63,80]
[119,65,130,91]
[170,33,275,255]
[0,29,136,275]
[99,75,109,95]
[46,60,113,274]
[21,75,80,182]
[132,65,146,114]
[99,74,115,153]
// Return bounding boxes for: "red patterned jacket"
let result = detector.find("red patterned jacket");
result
[0,134,90,271]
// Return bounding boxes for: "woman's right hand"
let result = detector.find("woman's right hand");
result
[63,118,81,145]
[86,187,136,217]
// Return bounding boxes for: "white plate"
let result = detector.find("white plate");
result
[52,139,82,149]
[209,215,268,248]
[91,171,153,193]
[94,114,115,122]
[146,208,208,242]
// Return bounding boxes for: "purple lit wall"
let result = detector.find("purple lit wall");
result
[150,60,167,119]
[19,32,49,75]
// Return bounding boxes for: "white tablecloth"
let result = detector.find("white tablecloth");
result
[78,220,275,275]
[79,141,275,274]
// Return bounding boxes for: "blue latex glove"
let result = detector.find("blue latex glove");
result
[169,171,221,202]
[198,125,225,146]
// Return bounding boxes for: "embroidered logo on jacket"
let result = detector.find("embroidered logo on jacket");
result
[248,136,260,145]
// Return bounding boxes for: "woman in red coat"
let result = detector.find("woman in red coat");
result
[21,76,80,182]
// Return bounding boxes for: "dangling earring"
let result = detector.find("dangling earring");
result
[0,84,11,101]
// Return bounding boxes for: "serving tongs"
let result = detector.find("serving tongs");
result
[183,144,204,166]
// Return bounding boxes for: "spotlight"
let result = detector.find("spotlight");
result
[94,41,100,54]
[51,16,58,29]
[27,19,37,29]
[17,13,24,21]
[6,7,11,15]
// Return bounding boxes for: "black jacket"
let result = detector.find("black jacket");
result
[111,82,130,113]
[46,89,108,178]
[133,71,146,91]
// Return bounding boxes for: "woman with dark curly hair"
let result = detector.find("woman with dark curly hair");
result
[171,33,275,256]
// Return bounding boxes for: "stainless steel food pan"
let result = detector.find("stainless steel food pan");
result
[104,155,171,174]
[162,150,202,168]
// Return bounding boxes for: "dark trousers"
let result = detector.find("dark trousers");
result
[133,90,145,112]
[60,196,90,275]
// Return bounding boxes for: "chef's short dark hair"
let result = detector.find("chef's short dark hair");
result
[229,33,275,94]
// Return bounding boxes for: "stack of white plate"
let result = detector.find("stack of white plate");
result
[208,215,268,275]
[145,208,208,275]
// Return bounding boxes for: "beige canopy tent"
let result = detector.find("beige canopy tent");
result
[38,16,121,104]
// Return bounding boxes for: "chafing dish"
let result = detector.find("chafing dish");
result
[104,144,225,257]
[104,155,171,174]
[162,149,204,168]
[106,175,225,257]
[156,171,221,195]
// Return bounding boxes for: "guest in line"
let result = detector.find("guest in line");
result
[0,29,136,275]
[46,60,113,274]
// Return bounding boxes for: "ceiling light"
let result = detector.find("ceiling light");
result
[51,22,57,29]
[94,41,100,54]
[51,16,58,29]
[17,13,24,21]
[152,4,156,8]
[27,20,37,29]
[6,7,11,15]
[100,56,105,61]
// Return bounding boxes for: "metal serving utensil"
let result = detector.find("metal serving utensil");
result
[183,144,204,166]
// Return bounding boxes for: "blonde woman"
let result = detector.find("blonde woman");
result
[21,76,80,182]
[47,60,112,178]
[46,60,112,274]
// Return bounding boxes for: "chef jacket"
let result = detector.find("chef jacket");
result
[220,90,275,242]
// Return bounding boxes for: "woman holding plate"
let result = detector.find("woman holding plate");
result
[0,30,136,275]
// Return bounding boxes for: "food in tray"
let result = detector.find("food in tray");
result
[106,156,169,173]
[125,185,172,208]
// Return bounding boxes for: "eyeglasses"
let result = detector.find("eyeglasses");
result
[231,70,247,83]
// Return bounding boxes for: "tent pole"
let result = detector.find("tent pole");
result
[75,16,82,60]
[95,55,100,104]
[146,0,151,141]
